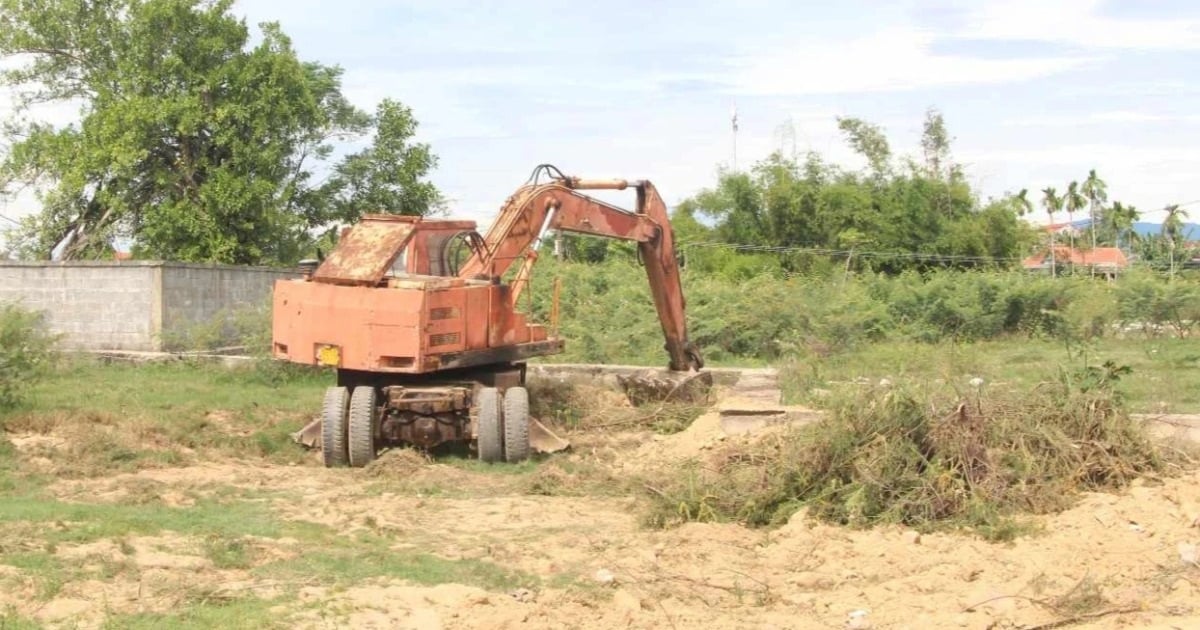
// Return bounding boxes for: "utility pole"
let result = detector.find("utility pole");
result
[731,102,739,172]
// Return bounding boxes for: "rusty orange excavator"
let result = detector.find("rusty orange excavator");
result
[272,164,707,466]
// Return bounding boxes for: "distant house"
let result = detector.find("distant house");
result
[1022,245,1129,276]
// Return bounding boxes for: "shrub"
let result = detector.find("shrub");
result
[0,303,59,410]
[638,363,1168,540]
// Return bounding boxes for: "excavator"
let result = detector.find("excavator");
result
[272,165,706,466]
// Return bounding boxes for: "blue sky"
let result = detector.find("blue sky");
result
[3,0,1200,234]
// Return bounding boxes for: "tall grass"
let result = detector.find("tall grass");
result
[526,260,1200,365]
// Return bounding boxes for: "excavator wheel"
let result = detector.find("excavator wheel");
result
[321,386,350,467]
[503,386,530,463]
[476,387,503,463]
[347,386,378,468]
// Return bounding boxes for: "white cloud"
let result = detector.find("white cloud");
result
[1002,110,1200,127]
[732,28,1090,96]
[957,0,1200,50]
[963,143,1200,220]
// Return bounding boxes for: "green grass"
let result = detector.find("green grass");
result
[1,552,72,600]
[17,358,327,417]
[101,596,287,630]
[0,491,321,546]
[0,358,329,471]
[254,535,538,592]
[0,606,41,630]
[782,337,1200,413]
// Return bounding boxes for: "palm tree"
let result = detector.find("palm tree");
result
[1064,180,1085,252]
[1162,204,1190,279]
[1015,189,1034,216]
[1161,203,1190,242]
[1081,169,1107,254]
[1103,201,1140,251]
[1042,187,1062,275]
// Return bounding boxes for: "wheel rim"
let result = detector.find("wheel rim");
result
[347,386,378,468]
[321,386,349,467]
[476,387,503,463]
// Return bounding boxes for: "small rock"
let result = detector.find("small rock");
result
[613,589,642,613]
[594,568,616,585]
[1171,578,1193,596]
[509,588,535,603]
[846,609,871,630]
[790,571,834,590]
[902,530,922,545]
[1179,542,1199,567]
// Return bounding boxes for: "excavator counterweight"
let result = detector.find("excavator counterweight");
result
[273,166,706,466]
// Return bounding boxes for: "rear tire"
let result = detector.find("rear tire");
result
[347,386,378,468]
[503,386,530,463]
[476,387,503,463]
[321,386,350,467]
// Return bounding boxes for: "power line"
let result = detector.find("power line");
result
[679,240,1027,264]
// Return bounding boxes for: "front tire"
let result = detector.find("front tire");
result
[321,386,350,467]
[476,387,503,463]
[503,386,530,463]
[347,386,378,468]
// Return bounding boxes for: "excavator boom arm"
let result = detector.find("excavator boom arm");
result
[459,173,702,372]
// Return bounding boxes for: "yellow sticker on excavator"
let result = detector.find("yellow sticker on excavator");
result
[315,344,341,367]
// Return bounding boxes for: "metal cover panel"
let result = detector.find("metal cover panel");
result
[312,219,415,285]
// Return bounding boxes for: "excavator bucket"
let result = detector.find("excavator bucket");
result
[529,418,570,453]
[292,418,323,449]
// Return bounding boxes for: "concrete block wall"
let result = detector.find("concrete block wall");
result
[0,261,298,351]
[160,264,298,346]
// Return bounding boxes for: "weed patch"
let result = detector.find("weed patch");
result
[254,538,537,591]
[641,367,1173,540]
[100,595,287,630]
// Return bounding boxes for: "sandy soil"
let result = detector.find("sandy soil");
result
[5,407,1200,629]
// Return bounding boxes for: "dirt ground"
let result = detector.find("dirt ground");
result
[4,402,1200,629]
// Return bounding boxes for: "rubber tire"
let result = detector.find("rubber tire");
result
[503,386,530,463]
[347,386,378,468]
[476,387,503,463]
[321,386,350,467]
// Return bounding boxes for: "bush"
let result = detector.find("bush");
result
[0,303,59,410]
[638,363,1168,540]
[526,258,1197,365]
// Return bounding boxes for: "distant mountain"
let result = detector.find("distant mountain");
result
[1131,222,1200,239]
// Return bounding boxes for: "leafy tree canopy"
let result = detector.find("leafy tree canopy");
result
[0,0,440,264]
[672,110,1034,275]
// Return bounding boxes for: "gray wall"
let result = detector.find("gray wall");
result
[0,261,298,351]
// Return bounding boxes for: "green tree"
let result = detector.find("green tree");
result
[836,117,891,180]
[0,0,440,264]
[1161,203,1190,243]
[1064,181,1085,251]
[1081,169,1107,253]
[1041,187,1062,275]
[1099,201,1138,251]
[1014,189,1034,216]
[677,112,1025,275]
[1161,204,1191,278]
[920,107,952,180]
